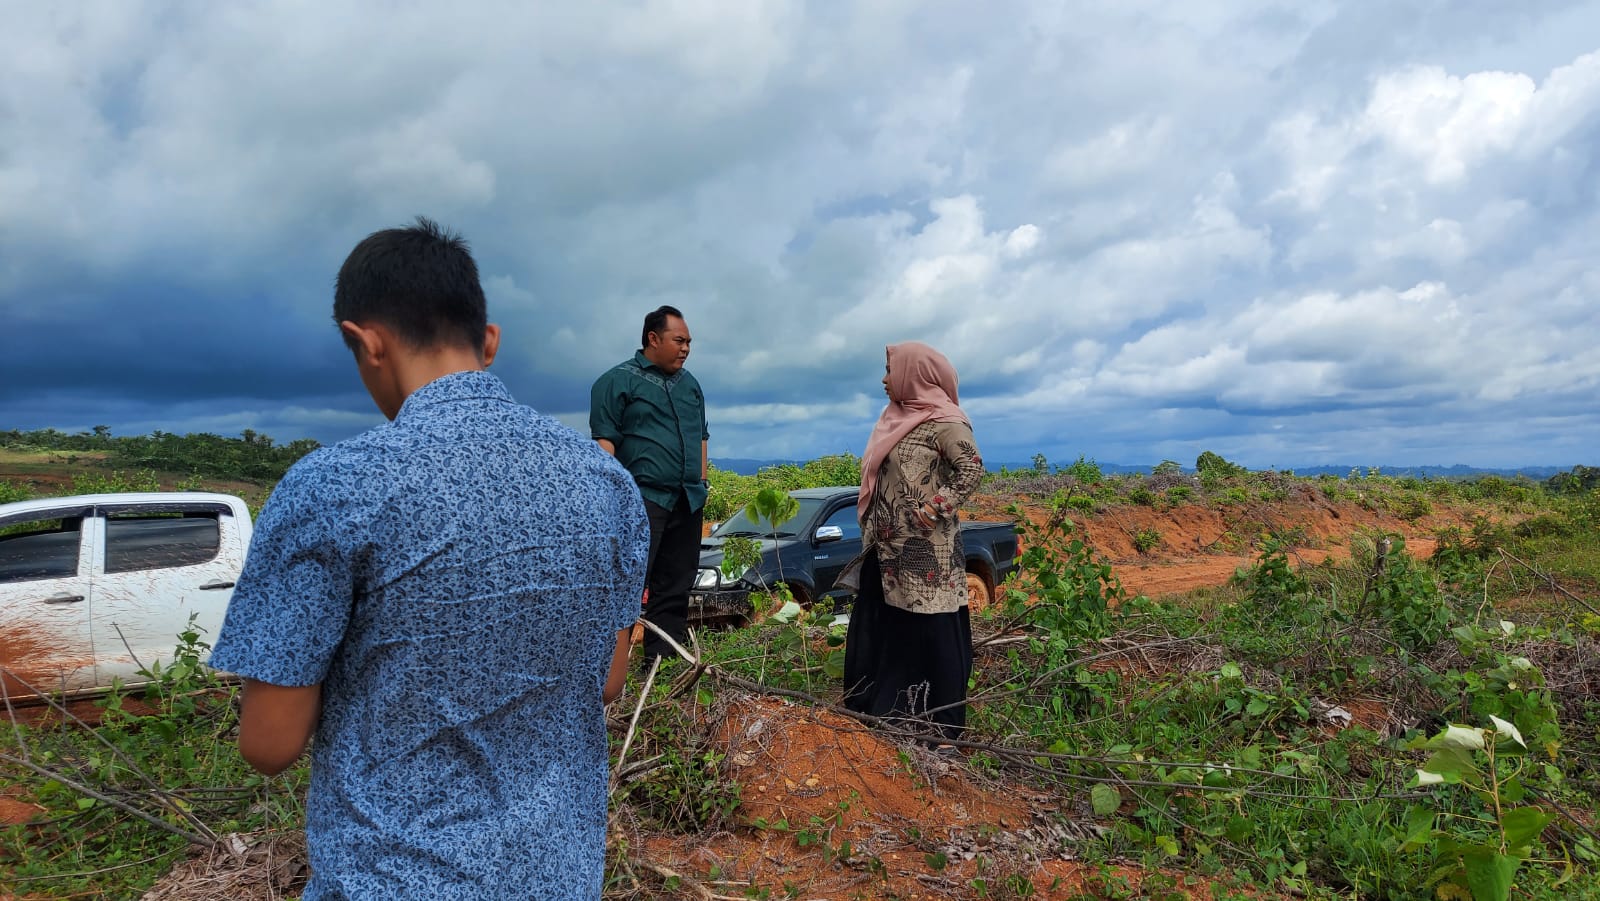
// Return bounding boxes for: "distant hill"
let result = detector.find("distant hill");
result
[1281,464,1569,480]
[715,458,1577,480]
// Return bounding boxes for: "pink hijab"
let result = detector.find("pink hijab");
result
[859,342,970,517]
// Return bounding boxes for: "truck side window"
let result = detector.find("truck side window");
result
[0,516,84,583]
[105,514,222,573]
[820,506,862,541]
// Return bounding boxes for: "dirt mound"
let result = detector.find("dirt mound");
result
[633,698,1245,899]
[965,493,1480,598]
[718,696,1026,831]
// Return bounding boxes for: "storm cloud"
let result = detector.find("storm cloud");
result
[3,1,1598,468]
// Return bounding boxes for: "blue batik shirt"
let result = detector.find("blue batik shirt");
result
[210,370,647,900]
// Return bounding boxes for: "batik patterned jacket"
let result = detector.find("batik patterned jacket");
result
[862,420,984,614]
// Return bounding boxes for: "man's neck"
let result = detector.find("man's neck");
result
[394,348,487,400]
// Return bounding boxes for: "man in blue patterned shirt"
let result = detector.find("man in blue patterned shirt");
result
[210,217,647,899]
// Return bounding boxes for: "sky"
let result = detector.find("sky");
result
[3,1,1598,470]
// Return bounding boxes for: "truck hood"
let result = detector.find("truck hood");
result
[697,535,801,574]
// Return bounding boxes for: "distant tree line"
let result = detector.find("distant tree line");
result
[0,427,321,482]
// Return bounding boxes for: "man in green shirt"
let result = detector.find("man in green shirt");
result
[590,305,709,659]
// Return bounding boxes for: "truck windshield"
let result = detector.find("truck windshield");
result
[712,497,829,538]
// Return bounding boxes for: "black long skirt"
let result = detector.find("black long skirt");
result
[841,550,973,741]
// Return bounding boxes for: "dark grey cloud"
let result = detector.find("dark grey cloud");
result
[2,1,1597,468]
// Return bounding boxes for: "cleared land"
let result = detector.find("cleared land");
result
[3,459,1598,900]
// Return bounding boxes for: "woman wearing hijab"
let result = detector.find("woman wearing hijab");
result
[842,341,985,745]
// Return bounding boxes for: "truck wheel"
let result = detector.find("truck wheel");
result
[788,583,813,609]
[741,583,812,628]
[965,571,993,614]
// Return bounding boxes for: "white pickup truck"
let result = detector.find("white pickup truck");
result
[0,492,251,701]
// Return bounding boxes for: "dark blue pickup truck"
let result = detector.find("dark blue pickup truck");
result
[688,486,1018,625]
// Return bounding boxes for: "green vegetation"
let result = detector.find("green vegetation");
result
[981,449,1559,527]
[1133,527,1161,554]
[5,451,1597,898]
[607,465,1600,899]
[703,454,861,522]
[2,427,319,483]
[1,622,310,898]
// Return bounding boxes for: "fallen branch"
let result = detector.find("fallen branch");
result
[0,752,214,847]
[1497,549,1600,618]
[1,665,220,843]
[610,655,662,795]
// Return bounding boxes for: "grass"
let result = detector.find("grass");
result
[611,487,1600,899]
[4,460,1597,899]
[1,624,310,898]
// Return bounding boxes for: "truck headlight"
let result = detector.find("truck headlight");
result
[694,568,721,590]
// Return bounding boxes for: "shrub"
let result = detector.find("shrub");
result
[1133,528,1161,554]
[0,479,31,505]
[1547,465,1600,494]
[1064,455,1104,484]
[70,469,161,494]
[1195,450,1247,479]
[1394,493,1433,521]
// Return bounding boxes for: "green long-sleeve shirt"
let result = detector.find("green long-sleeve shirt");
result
[590,352,709,512]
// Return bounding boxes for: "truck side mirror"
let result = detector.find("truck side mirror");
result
[814,525,844,544]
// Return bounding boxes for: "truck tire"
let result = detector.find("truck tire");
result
[742,582,812,628]
[965,571,993,614]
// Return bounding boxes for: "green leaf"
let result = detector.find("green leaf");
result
[1090,784,1120,816]
[822,650,845,680]
[76,797,96,810]
[1500,775,1525,804]
[1154,835,1180,856]
[1400,806,1436,852]
[1428,725,1487,751]
[771,600,803,623]
[1461,848,1520,901]
[1500,807,1554,853]
[1245,698,1271,717]
[1488,715,1525,748]
[1219,662,1243,680]
[1420,748,1475,783]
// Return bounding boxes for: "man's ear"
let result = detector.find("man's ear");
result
[481,323,501,367]
[338,321,385,365]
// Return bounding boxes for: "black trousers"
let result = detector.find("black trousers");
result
[641,495,702,659]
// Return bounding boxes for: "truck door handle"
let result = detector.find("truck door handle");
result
[42,593,86,604]
[198,580,235,591]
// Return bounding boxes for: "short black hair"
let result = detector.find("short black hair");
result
[334,216,487,353]
[640,305,684,350]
